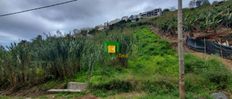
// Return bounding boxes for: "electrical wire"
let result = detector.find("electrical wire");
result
[0,0,78,17]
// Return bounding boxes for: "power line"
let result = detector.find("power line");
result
[0,0,78,17]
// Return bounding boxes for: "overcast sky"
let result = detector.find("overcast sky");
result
[0,0,218,46]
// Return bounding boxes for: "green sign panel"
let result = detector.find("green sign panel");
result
[104,41,120,54]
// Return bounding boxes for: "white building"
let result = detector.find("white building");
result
[121,16,129,21]
[129,15,141,22]
[95,25,105,30]
[140,8,162,18]
[109,19,121,25]
[104,22,109,27]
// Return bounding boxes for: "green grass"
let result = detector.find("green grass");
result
[1,26,231,99]
[60,26,232,99]
[1,15,232,98]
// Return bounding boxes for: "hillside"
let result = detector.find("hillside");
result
[142,0,232,41]
[1,26,232,99]
[1,0,232,99]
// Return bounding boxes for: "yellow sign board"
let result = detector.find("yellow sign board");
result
[108,45,116,54]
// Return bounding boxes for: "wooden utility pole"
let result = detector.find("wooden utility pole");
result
[178,0,185,99]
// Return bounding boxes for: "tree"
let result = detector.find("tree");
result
[189,0,196,8]
[202,0,210,6]
[163,9,170,13]
[170,7,177,11]
[212,1,219,5]
[196,0,202,7]
[35,35,43,41]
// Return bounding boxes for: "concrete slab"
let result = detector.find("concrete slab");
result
[47,82,87,93]
[67,82,87,91]
[48,89,82,93]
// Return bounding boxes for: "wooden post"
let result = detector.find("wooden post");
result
[178,0,185,99]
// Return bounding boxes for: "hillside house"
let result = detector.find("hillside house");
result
[109,19,121,25]
[121,16,129,21]
[140,8,162,18]
[129,15,141,22]
[95,25,104,30]
[104,22,109,27]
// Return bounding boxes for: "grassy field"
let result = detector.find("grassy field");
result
[10,26,230,99]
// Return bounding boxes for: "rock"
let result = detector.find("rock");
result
[211,92,228,99]
[48,89,81,92]
[67,82,87,91]
[48,82,87,93]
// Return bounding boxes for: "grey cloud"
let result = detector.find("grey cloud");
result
[0,0,210,46]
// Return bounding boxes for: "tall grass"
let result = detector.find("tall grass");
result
[0,31,134,90]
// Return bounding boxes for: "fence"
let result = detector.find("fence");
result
[186,37,232,59]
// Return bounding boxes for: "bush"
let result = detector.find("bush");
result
[185,54,232,92]
[142,79,178,95]
[0,31,135,89]
[90,80,134,92]
[206,71,231,89]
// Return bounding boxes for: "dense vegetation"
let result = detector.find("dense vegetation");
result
[1,23,232,98]
[144,0,232,35]
[79,26,232,99]
[1,0,232,98]
[0,31,134,90]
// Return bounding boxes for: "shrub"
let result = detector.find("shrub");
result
[185,54,232,92]
[0,30,135,89]
[90,80,134,92]
[142,79,177,95]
